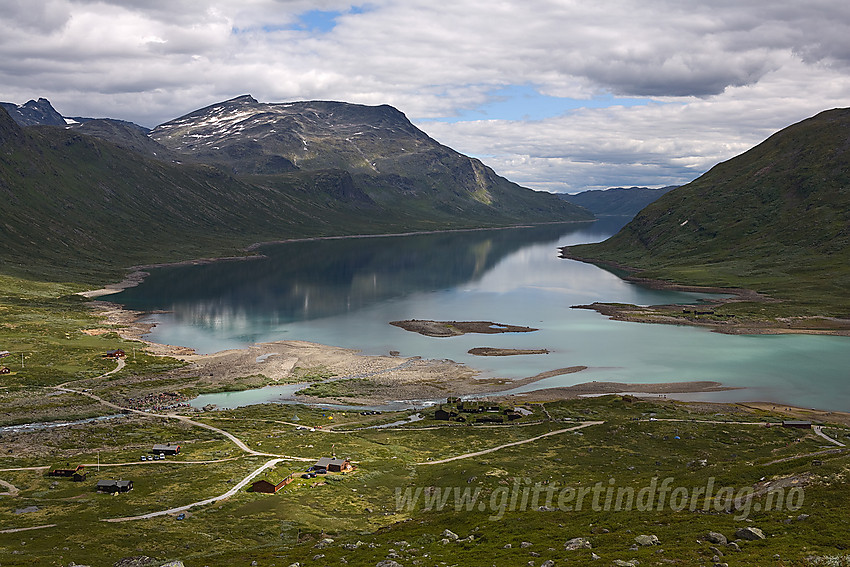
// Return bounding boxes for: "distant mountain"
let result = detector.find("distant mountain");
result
[560,186,676,217]
[150,95,590,222]
[0,95,591,283]
[0,98,67,127]
[565,108,850,314]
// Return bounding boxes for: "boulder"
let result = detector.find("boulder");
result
[705,532,727,545]
[441,529,459,541]
[734,527,765,541]
[564,537,592,551]
[634,534,659,546]
[375,562,403,567]
[612,560,639,567]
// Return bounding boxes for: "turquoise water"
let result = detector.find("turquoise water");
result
[112,220,850,411]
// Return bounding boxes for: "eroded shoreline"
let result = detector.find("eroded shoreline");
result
[560,250,850,336]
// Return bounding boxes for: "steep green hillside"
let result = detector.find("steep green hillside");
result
[566,108,850,316]
[0,106,589,284]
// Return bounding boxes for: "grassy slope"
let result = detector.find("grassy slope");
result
[567,108,850,317]
[1,396,847,566]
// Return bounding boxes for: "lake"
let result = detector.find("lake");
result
[111,219,850,411]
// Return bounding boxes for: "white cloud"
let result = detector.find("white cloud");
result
[1,0,850,190]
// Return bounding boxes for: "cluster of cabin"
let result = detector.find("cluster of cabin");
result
[249,457,354,494]
[434,397,533,423]
[47,464,87,482]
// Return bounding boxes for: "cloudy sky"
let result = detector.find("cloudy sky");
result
[2,0,850,192]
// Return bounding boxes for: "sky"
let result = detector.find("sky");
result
[2,1,850,193]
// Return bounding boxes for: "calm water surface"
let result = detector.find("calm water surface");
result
[112,219,850,411]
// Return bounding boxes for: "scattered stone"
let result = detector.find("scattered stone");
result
[442,529,459,541]
[521,541,533,548]
[375,561,403,567]
[634,534,659,546]
[709,546,724,557]
[113,557,155,567]
[14,506,39,515]
[312,554,324,561]
[251,562,258,566]
[458,535,474,543]
[591,552,600,560]
[541,561,555,567]
[439,539,450,545]
[504,544,512,549]
[726,542,741,552]
[529,551,540,557]
[564,537,591,551]
[612,560,639,567]
[734,527,765,541]
[796,514,810,521]
[705,532,727,545]
[159,563,184,567]
[314,538,334,549]
[713,563,729,567]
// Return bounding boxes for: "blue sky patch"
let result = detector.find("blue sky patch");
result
[428,85,653,123]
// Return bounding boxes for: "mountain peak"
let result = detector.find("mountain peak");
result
[0,97,66,127]
[227,94,258,104]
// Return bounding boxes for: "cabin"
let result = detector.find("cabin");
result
[505,407,533,419]
[475,414,505,424]
[313,457,353,473]
[782,420,812,429]
[152,443,181,455]
[48,464,85,478]
[0,367,10,375]
[435,406,459,421]
[104,349,126,359]
[250,476,294,493]
[96,479,133,493]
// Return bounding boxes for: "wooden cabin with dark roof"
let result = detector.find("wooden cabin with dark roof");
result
[96,479,133,493]
[250,476,294,493]
[313,457,353,473]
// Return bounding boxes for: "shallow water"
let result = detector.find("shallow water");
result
[112,219,850,411]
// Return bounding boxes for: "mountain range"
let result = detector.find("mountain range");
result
[560,186,676,217]
[0,96,591,282]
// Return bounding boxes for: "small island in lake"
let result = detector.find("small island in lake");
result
[468,347,549,356]
[390,319,538,337]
